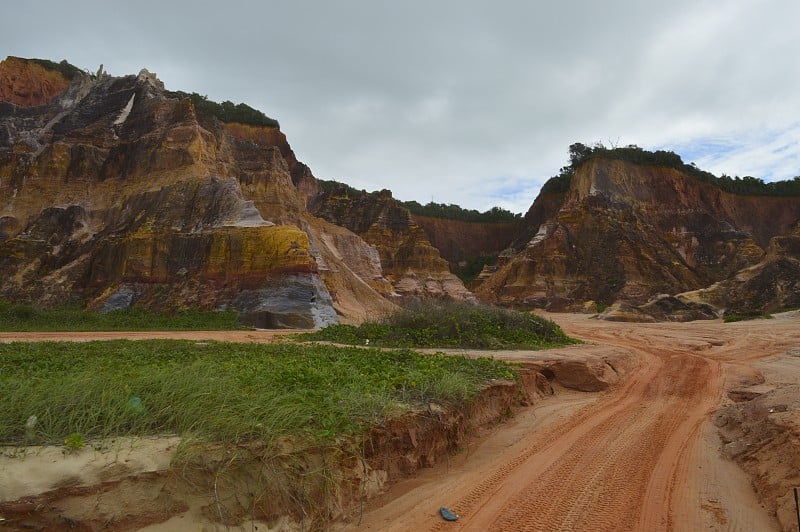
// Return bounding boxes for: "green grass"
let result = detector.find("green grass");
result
[0,340,517,446]
[301,300,576,349]
[723,311,774,323]
[0,300,245,331]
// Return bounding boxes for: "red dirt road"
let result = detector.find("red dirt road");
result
[353,313,800,531]
[4,314,797,530]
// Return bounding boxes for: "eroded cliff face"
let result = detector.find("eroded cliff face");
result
[0,57,73,107]
[477,158,800,313]
[677,224,800,316]
[0,57,395,326]
[309,185,474,300]
[410,214,519,274]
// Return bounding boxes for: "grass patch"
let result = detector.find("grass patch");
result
[0,300,245,331]
[301,300,576,349]
[723,311,774,323]
[0,340,516,446]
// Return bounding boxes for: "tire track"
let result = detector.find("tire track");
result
[427,325,719,531]
[485,352,712,531]
[429,347,663,531]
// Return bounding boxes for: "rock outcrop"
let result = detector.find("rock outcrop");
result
[0,57,396,326]
[0,57,75,107]
[409,215,519,271]
[477,157,800,314]
[677,224,800,316]
[3,57,798,323]
[310,184,474,300]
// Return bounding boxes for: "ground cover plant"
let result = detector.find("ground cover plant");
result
[0,300,244,331]
[723,311,774,323]
[0,340,516,446]
[301,300,576,349]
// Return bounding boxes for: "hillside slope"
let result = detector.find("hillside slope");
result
[477,156,800,315]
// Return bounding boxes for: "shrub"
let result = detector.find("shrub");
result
[301,300,576,349]
[0,300,244,331]
[168,91,280,128]
[28,58,82,80]
[548,142,800,197]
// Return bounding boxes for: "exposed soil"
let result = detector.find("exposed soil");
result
[2,313,800,531]
[351,312,800,531]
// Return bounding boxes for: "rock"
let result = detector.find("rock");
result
[599,302,657,323]
[635,294,719,322]
[679,230,800,316]
[0,56,398,326]
[409,214,519,277]
[100,287,136,313]
[476,157,800,313]
[233,273,337,329]
[0,57,73,107]
[310,185,474,300]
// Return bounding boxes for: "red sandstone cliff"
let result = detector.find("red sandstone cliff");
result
[477,158,800,315]
[0,57,394,325]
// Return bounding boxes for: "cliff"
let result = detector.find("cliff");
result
[0,57,395,326]
[3,56,797,323]
[309,185,473,299]
[409,214,519,283]
[477,157,800,314]
[0,57,75,107]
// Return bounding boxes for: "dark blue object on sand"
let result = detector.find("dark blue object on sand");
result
[440,507,459,521]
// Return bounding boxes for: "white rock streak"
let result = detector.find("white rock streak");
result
[113,94,136,126]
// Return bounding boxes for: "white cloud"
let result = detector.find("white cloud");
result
[2,0,799,212]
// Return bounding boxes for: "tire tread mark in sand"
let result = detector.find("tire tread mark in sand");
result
[432,351,710,532]
[429,352,662,531]
[490,353,710,531]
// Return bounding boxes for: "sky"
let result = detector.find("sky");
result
[3,0,799,213]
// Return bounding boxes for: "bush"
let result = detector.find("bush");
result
[28,58,82,80]
[723,311,773,323]
[548,142,800,197]
[454,255,497,284]
[0,300,244,331]
[316,180,522,223]
[400,201,522,223]
[168,91,280,128]
[301,300,576,349]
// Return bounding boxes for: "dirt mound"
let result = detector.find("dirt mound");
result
[714,372,800,530]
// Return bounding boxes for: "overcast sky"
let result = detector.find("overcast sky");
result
[3,1,799,212]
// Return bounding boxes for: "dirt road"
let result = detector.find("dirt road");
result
[354,313,800,531]
[3,314,798,530]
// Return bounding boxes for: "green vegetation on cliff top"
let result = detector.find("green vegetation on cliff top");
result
[0,339,516,445]
[0,300,244,331]
[25,58,83,80]
[168,91,280,129]
[541,142,800,196]
[317,179,521,222]
[302,300,575,349]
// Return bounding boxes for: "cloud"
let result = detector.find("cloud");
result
[2,0,799,212]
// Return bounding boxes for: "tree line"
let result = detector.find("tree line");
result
[541,142,800,196]
[168,91,280,129]
[317,180,521,223]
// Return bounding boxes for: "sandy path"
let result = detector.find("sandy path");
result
[352,313,800,531]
